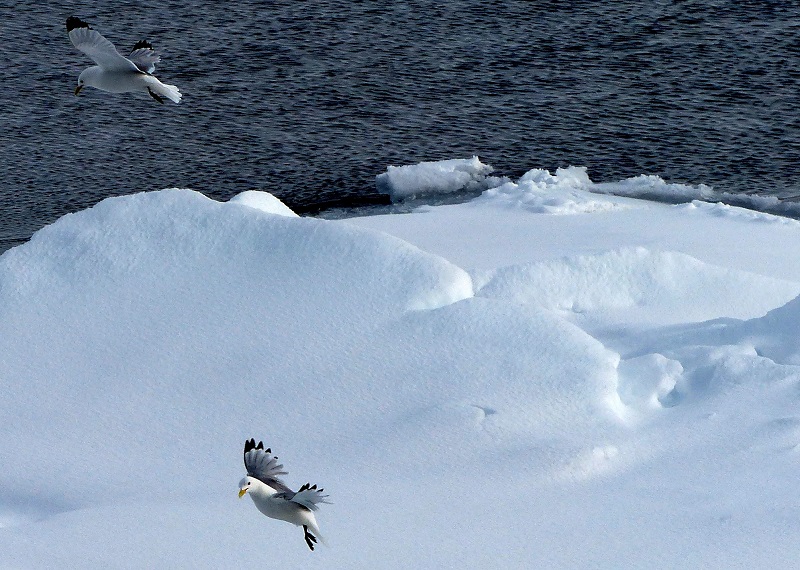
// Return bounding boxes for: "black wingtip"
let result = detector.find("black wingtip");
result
[132,39,153,51]
[66,16,91,32]
[244,439,274,455]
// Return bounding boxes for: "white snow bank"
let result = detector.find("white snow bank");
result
[0,187,627,567]
[376,156,507,200]
[5,177,800,568]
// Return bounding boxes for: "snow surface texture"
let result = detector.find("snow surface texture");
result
[3,165,800,567]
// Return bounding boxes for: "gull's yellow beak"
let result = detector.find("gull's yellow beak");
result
[74,85,83,96]
[238,488,247,498]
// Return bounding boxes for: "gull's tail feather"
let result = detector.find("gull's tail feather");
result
[143,76,182,103]
[305,519,328,548]
[155,82,181,104]
[315,529,329,548]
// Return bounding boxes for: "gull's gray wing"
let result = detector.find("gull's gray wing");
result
[128,40,160,73]
[275,483,331,511]
[66,17,140,72]
[243,438,292,493]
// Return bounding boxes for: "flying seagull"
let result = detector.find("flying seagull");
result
[66,16,181,104]
[238,438,330,551]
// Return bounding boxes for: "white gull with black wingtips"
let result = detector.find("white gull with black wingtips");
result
[66,16,181,104]
[238,438,330,550]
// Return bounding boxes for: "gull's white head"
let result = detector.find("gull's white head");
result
[75,67,101,95]
[238,476,255,498]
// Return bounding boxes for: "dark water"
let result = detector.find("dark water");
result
[2,1,799,252]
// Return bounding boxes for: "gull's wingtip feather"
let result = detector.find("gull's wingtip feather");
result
[66,16,91,32]
[132,39,153,51]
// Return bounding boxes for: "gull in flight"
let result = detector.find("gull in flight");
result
[238,438,330,550]
[66,16,181,104]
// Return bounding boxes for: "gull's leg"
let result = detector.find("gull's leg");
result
[303,525,317,551]
[147,87,164,104]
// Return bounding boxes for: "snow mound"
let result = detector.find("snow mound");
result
[376,156,506,201]
[228,190,299,217]
[0,188,473,504]
[730,295,800,365]
[361,297,623,473]
[616,353,684,411]
[477,247,800,324]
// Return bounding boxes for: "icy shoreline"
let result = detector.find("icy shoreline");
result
[375,157,800,220]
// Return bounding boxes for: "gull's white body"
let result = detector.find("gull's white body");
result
[240,475,323,536]
[78,66,178,97]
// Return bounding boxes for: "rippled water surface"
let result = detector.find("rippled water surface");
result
[2,1,799,251]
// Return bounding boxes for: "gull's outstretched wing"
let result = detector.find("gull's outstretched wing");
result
[243,438,292,493]
[66,17,140,72]
[275,482,331,511]
[128,40,160,73]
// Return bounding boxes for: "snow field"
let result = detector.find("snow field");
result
[3,162,800,567]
